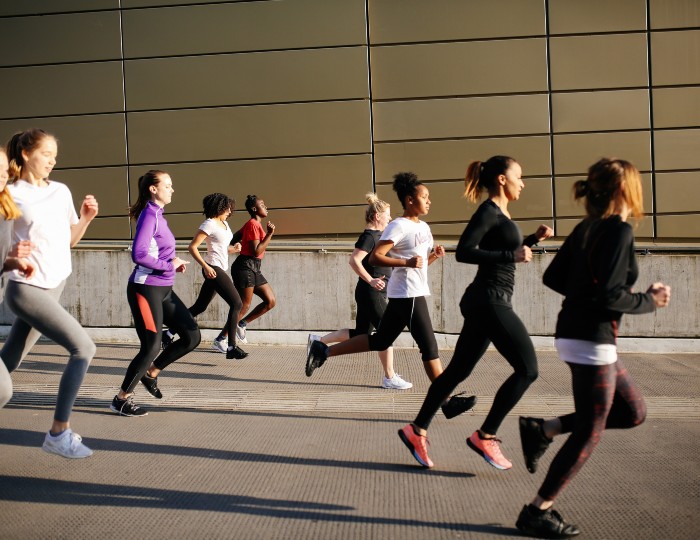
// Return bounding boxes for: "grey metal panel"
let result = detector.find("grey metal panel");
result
[650,0,700,29]
[654,129,700,171]
[553,131,652,175]
[126,101,371,165]
[548,0,646,34]
[368,0,545,43]
[0,114,127,168]
[0,11,122,66]
[651,30,700,86]
[57,166,130,217]
[121,0,367,58]
[552,90,650,133]
[0,62,124,119]
[373,94,550,142]
[371,39,547,100]
[78,215,132,240]
[374,136,552,183]
[656,172,700,213]
[550,34,648,90]
[0,0,117,16]
[653,87,700,128]
[125,47,369,111]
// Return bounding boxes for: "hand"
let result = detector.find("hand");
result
[514,245,532,263]
[433,245,445,258]
[80,195,99,221]
[4,257,35,279]
[535,224,554,241]
[369,277,386,291]
[8,240,34,258]
[172,256,189,273]
[407,256,423,268]
[647,282,671,308]
[229,242,242,254]
[204,265,217,279]
[266,221,276,235]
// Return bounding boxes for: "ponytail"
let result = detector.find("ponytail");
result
[364,192,390,224]
[0,148,21,220]
[464,155,516,202]
[129,170,166,219]
[6,128,54,181]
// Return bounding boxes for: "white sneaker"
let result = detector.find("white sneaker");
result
[307,333,321,357]
[236,324,248,344]
[211,338,227,354]
[42,429,93,459]
[382,374,413,390]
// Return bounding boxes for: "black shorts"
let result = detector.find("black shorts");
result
[231,255,268,289]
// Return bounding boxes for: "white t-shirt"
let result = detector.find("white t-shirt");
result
[555,338,618,366]
[7,180,79,289]
[198,218,233,269]
[380,217,433,298]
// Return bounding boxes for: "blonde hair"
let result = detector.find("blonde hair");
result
[364,192,390,224]
[574,158,644,220]
[0,147,21,220]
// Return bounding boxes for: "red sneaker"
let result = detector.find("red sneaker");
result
[467,431,512,470]
[398,424,434,468]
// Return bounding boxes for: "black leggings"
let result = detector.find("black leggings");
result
[189,266,242,347]
[121,282,201,393]
[414,301,538,433]
[538,359,646,501]
[349,280,387,338]
[368,296,439,361]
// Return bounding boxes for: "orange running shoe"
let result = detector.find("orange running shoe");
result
[398,424,434,468]
[467,430,512,470]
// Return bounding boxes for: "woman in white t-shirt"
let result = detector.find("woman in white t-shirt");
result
[162,193,247,359]
[1,128,98,459]
[306,173,476,418]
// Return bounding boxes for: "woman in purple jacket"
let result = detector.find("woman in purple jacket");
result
[111,170,201,417]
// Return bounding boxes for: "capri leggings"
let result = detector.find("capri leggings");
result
[0,280,96,422]
[538,359,646,501]
[414,300,538,433]
[121,281,201,393]
[368,296,438,361]
[189,265,242,347]
[348,280,387,338]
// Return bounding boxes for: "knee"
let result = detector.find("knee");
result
[368,334,391,352]
[180,327,201,351]
[631,400,647,427]
[266,296,276,310]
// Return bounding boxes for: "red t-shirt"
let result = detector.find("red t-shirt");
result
[240,218,266,259]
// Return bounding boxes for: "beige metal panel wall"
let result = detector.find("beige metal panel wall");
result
[0,10,122,66]
[0,62,124,119]
[368,0,545,43]
[555,174,653,218]
[551,90,650,133]
[553,131,652,175]
[650,0,700,29]
[0,1,117,16]
[123,0,236,7]
[548,0,647,33]
[125,47,369,111]
[654,130,700,171]
[83,216,133,240]
[656,215,700,238]
[656,172,700,213]
[371,39,548,100]
[651,30,700,86]
[121,0,367,58]
[653,87,700,128]
[558,217,654,238]
[56,167,130,217]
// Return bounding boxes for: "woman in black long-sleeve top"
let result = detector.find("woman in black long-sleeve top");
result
[398,155,553,471]
[515,158,671,539]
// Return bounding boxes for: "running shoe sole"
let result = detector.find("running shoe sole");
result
[109,404,148,417]
[466,437,510,470]
[305,345,316,377]
[398,428,433,468]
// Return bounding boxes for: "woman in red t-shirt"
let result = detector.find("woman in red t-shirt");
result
[217,195,276,345]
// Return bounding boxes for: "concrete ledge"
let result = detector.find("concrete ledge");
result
[2,326,696,354]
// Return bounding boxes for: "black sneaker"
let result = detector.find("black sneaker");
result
[110,395,148,417]
[441,392,477,419]
[140,373,163,399]
[516,505,580,539]
[161,330,173,350]
[226,345,249,360]
[519,416,552,474]
[305,340,328,377]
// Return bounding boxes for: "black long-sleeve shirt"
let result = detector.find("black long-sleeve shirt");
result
[456,199,538,306]
[543,215,655,344]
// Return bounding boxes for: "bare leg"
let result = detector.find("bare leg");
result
[241,283,276,325]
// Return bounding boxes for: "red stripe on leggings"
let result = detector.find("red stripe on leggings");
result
[136,292,157,332]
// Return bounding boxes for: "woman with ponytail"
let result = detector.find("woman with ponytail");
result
[307,193,412,390]
[399,156,553,471]
[111,170,201,417]
[515,158,670,539]
[1,128,98,458]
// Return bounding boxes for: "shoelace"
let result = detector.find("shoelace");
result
[483,437,505,455]
[68,432,83,449]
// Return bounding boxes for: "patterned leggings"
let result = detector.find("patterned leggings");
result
[538,359,646,501]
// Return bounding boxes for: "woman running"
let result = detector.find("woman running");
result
[162,193,247,360]
[515,158,670,539]
[306,173,475,417]
[1,128,98,458]
[215,194,276,346]
[399,155,552,470]
[111,170,201,417]
[308,193,412,390]
[0,146,35,410]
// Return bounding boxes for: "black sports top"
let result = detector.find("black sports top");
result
[355,229,391,281]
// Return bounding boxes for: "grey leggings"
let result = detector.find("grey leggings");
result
[0,359,11,408]
[0,280,96,422]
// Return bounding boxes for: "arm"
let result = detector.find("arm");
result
[524,224,554,248]
[188,230,216,279]
[455,207,515,264]
[427,244,445,265]
[369,240,423,268]
[131,211,174,273]
[251,221,275,257]
[349,248,385,290]
[70,195,99,247]
[542,234,572,295]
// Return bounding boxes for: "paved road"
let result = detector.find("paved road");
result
[1,342,698,539]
